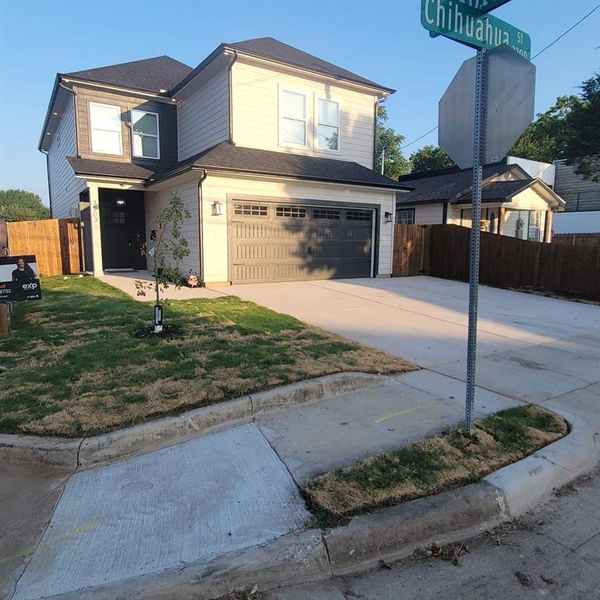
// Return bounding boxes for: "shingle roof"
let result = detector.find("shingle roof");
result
[67,143,409,190]
[150,142,408,188]
[396,164,524,205]
[458,180,532,202]
[66,157,155,180]
[224,37,394,93]
[64,56,193,93]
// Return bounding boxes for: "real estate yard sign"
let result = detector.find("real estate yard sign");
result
[0,255,43,302]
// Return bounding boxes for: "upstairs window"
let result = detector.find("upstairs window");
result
[316,98,340,151]
[90,103,122,155]
[131,110,160,159]
[279,89,307,147]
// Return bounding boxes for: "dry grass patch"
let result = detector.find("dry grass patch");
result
[305,405,567,526]
[0,276,415,436]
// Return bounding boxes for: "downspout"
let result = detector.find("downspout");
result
[197,170,208,281]
[227,51,238,144]
[372,98,380,171]
[40,149,52,218]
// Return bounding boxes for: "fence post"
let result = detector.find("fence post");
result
[0,303,10,337]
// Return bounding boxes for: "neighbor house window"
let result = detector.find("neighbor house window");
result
[279,89,307,147]
[396,208,415,224]
[316,98,340,151]
[131,110,159,159]
[90,103,122,155]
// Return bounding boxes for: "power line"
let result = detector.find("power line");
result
[399,4,599,152]
[400,126,438,149]
[532,3,600,59]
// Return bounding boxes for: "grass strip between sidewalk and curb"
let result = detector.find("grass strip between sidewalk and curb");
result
[304,405,568,528]
[0,276,415,437]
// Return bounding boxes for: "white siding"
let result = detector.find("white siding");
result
[414,203,444,225]
[47,96,86,218]
[145,177,201,277]
[231,59,377,168]
[177,69,230,161]
[446,205,462,225]
[200,174,395,283]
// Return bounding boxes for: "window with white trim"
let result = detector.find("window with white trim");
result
[279,89,307,147]
[131,110,159,159]
[396,208,415,224]
[90,103,122,155]
[316,98,340,151]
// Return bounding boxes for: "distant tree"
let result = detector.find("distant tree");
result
[375,105,411,179]
[564,73,600,181]
[510,95,581,164]
[0,189,50,221]
[409,145,455,172]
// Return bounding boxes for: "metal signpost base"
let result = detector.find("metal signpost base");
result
[465,48,488,433]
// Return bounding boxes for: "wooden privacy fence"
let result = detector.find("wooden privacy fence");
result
[392,224,431,277]
[425,225,600,301]
[5,218,82,276]
[552,233,600,249]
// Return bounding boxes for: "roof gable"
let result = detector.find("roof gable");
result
[397,164,529,205]
[224,37,394,93]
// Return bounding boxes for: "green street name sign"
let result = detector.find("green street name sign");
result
[421,0,531,59]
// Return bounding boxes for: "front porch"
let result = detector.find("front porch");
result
[79,183,148,276]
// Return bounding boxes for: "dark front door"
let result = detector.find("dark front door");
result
[99,190,147,270]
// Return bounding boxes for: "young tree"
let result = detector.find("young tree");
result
[0,189,50,221]
[375,105,411,179]
[409,145,455,173]
[564,73,600,181]
[135,192,191,333]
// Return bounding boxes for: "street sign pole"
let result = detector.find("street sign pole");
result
[465,47,488,433]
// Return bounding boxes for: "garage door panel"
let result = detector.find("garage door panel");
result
[229,201,374,283]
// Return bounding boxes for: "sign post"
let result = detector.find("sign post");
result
[465,47,487,432]
[421,0,533,432]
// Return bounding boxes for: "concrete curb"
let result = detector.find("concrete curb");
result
[323,480,505,576]
[0,372,382,469]
[10,410,600,600]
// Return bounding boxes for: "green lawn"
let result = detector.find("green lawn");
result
[0,276,415,436]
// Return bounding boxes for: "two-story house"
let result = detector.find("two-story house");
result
[39,37,407,284]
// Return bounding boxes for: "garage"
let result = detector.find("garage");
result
[228,200,375,283]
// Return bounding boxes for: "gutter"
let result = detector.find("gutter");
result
[146,163,412,191]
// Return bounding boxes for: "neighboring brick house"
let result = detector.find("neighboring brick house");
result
[40,37,408,283]
[395,161,565,243]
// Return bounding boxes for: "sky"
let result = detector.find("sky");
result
[0,0,599,206]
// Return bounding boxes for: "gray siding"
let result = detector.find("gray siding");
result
[47,95,86,218]
[74,85,178,168]
[554,160,600,212]
[177,69,230,161]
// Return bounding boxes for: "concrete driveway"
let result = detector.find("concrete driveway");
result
[226,276,600,407]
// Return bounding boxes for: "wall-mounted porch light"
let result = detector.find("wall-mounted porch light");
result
[212,200,224,216]
[384,211,393,223]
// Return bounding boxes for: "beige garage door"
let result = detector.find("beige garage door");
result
[229,201,374,283]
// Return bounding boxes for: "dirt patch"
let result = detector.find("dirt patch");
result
[305,405,567,525]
